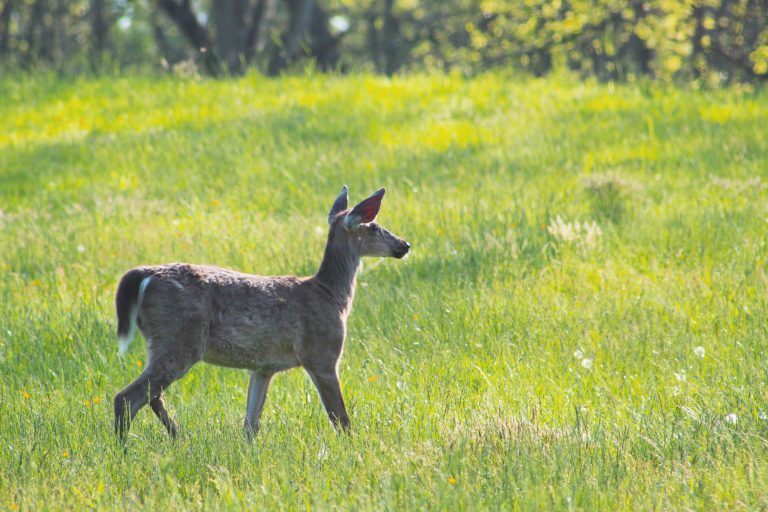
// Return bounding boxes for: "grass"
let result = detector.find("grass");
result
[1,71,767,510]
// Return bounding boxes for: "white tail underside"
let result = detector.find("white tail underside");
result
[118,276,152,356]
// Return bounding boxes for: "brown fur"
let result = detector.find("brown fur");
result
[113,187,410,440]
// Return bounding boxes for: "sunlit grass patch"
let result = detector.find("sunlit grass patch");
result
[1,73,768,509]
[377,118,494,152]
[699,99,768,124]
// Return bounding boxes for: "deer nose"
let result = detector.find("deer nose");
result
[404,241,411,250]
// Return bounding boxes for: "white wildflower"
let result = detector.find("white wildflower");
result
[581,358,593,370]
[673,370,686,382]
[725,413,738,424]
[574,349,585,359]
[693,346,705,358]
[548,216,578,243]
[710,175,766,193]
[582,221,603,249]
[547,215,602,249]
[76,244,86,253]
[759,411,767,421]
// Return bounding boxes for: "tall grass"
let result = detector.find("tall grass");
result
[1,72,767,509]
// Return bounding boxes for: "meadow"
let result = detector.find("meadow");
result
[0,72,767,509]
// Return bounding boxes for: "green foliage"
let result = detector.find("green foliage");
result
[1,73,768,509]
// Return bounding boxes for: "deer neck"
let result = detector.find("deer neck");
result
[314,240,360,312]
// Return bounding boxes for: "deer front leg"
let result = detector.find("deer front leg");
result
[244,372,273,441]
[305,366,350,432]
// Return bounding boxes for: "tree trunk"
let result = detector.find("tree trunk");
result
[211,0,246,74]
[156,0,221,75]
[0,0,14,57]
[308,1,339,69]
[90,0,110,69]
[242,0,267,64]
[624,1,652,77]
[690,2,710,79]
[269,0,339,74]
[285,0,313,61]
[24,0,46,66]
[151,9,177,67]
[381,0,399,75]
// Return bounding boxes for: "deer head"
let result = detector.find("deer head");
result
[327,186,410,259]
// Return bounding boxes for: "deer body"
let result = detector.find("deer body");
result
[113,187,409,440]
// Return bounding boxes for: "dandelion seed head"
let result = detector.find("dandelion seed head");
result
[693,346,705,358]
[77,244,86,253]
[581,358,593,369]
[725,413,738,424]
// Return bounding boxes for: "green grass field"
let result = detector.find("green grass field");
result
[1,72,767,509]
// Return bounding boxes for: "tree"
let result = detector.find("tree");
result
[0,0,766,83]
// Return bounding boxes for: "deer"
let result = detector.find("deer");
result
[113,186,410,441]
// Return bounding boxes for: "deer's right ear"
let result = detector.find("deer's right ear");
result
[328,185,349,224]
[344,187,385,229]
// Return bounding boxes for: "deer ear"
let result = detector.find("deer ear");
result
[328,185,349,224]
[344,188,385,229]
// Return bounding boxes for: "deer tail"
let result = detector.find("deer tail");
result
[116,268,154,356]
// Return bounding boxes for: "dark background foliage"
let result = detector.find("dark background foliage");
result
[0,0,767,83]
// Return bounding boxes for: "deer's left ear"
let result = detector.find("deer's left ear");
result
[328,185,349,224]
[345,188,385,229]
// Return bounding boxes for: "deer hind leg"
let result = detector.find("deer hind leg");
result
[114,367,173,439]
[114,341,202,439]
[150,394,179,437]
